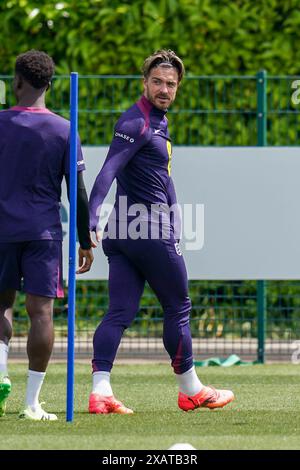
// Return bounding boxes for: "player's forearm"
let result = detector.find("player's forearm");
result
[88,148,138,231]
[89,117,149,231]
[88,166,116,232]
[77,186,91,249]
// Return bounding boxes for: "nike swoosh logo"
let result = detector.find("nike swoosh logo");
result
[153,129,161,134]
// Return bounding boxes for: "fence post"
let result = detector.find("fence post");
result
[256,70,267,363]
[0,80,6,104]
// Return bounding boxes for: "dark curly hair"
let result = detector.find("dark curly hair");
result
[142,49,185,83]
[15,50,55,89]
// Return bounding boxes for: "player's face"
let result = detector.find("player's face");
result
[143,66,179,110]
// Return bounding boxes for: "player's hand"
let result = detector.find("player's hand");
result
[76,247,94,274]
[90,232,97,248]
[96,229,103,242]
[91,229,103,245]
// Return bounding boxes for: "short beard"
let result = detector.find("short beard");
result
[144,88,170,110]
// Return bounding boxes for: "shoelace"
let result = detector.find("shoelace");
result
[91,395,119,412]
[200,386,220,406]
[37,402,53,420]
[91,394,129,412]
[188,386,219,408]
[108,398,125,411]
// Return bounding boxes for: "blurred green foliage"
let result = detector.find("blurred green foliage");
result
[1,1,300,145]
[1,0,300,75]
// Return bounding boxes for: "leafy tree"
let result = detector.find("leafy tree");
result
[1,0,300,75]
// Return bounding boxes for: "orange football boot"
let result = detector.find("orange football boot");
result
[89,393,134,414]
[178,385,234,411]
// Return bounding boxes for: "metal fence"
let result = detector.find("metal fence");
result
[1,73,300,362]
[2,72,300,146]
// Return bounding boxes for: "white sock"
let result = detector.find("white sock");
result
[25,370,46,409]
[0,341,9,375]
[175,366,203,396]
[92,371,113,396]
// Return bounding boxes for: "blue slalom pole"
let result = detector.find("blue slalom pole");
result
[66,72,78,422]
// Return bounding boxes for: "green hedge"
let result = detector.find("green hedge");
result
[1,0,300,75]
[1,1,300,145]
[12,280,300,339]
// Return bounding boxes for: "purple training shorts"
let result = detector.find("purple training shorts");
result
[0,240,64,298]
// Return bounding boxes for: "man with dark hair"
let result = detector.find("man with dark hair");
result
[15,49,55,89]
[88,50,234,414]
[0,50,94,420]
[142,49,185,84]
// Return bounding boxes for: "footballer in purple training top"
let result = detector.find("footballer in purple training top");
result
[0,86,86,297]
[88,49,234,415]
[0,50,93,421]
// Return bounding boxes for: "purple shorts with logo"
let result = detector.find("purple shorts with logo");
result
[0,240,64,298]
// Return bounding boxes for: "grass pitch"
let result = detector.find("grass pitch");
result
[1,363,300,450]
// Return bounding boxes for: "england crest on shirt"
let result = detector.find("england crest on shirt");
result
[174,242,182,256]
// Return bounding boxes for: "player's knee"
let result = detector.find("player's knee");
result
[164,297,191,318]
[29,315,53,330]
[101,309,137,330]
[25,294,54,320]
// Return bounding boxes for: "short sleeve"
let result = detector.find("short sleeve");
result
[64,133,85,175]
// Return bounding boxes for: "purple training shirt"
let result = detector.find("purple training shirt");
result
[0,107,85,242]
[89,95,178,232]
